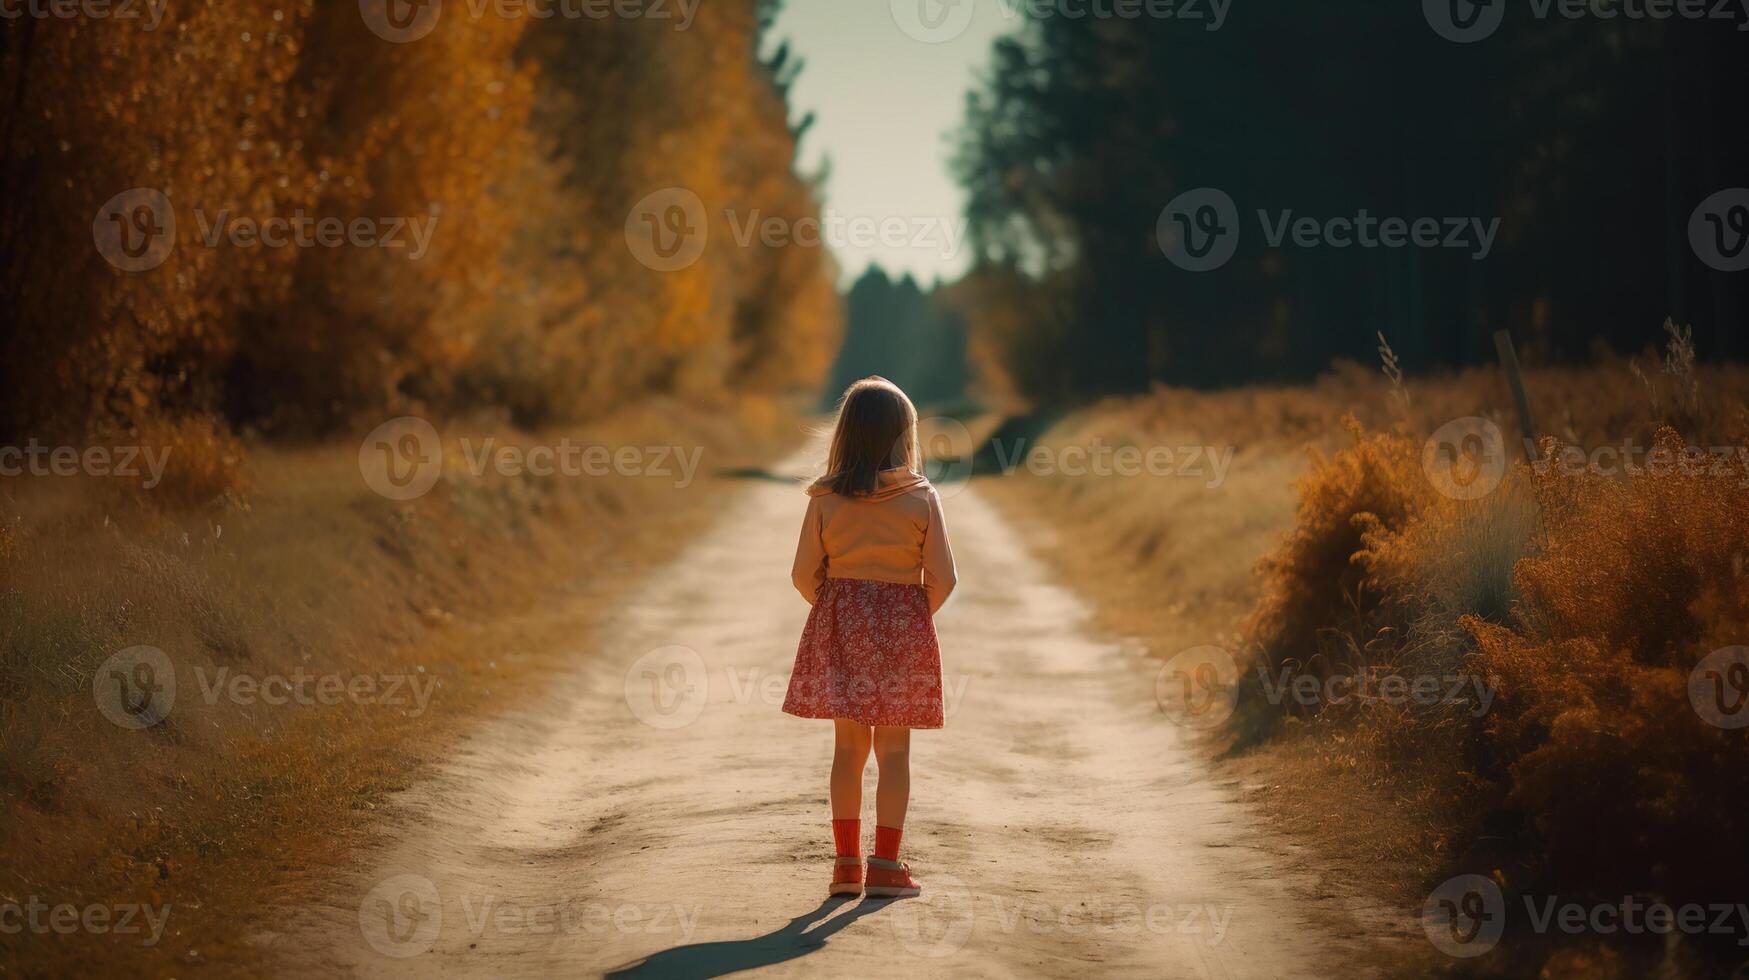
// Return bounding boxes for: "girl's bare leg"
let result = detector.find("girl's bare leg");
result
[872,725,911,828]
[831,719,872,819]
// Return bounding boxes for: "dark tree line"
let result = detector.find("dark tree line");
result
[823,267,969,409]
[953,4,1749,402]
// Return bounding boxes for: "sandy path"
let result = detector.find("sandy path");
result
[280,468,1337,979]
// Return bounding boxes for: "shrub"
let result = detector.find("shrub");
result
[1464,428,1749,902]
[1240,417,1433,696]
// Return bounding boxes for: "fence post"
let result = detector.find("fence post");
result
[1492,329,1538,459]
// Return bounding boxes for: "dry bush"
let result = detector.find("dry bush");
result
[1463,427,1749,903]
[1238,418,1433,708]
[130,414,250,508]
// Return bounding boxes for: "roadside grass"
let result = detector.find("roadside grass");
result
[0,397,798,977]
[985,344,1749,978]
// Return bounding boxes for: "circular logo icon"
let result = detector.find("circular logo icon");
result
[359,417,443,501]
[624,188,708,272]
[93,188,176,273]
[359,874,442,958]
[1689,188,1749,273]
[93,645,177,729]
[1422,874,1504,958]
[914,415,975,501]
[1423,417,1508,500]
[889,0,977,43]
[1423,0,1505,43]
[1157,188,1239,272]
[360,0,442,43]
[888,872,976,957]
[1155,646,1240,730]
[624,645,709,729]
[1690,646,1749,730]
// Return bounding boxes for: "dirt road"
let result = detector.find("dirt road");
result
[278,465,1345,978]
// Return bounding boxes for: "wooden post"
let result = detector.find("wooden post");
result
[1493,329,1538,459]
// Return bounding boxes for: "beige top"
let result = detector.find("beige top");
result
[791,467,958,613]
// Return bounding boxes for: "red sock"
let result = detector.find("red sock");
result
[831,819,860,857]
[874,825,902,861]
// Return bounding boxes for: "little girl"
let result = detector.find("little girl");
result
[783,376,957,899]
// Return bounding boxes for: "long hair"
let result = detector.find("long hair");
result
[813,377,920,497]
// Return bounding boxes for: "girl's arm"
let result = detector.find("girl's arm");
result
[791,496,828,604]
[922,489,957,614]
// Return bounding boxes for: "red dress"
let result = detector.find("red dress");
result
[782,577,945,728]
[782,467,955,729]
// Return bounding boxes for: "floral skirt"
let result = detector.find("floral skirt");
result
[783,577,944,729]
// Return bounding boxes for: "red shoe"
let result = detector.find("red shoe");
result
[829,855,863,896]
[864,857,922,898]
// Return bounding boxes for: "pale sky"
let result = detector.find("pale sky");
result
[765,1,1016,287]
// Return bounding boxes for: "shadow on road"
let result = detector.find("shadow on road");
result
[604,896,897,979]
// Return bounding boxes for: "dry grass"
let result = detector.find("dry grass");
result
[0,396,798,977]
[989,341,1749,977]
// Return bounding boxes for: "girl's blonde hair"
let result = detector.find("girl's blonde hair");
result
[813,376,920,497]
